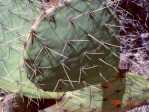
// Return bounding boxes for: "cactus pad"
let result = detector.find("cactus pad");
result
[24,0,120,92]
[0,0,62,99]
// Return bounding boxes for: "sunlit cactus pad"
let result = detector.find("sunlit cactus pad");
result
[24,0,120,92]
[47,72,149,112]
[0,0,62,99]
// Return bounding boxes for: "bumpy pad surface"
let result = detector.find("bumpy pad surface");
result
[24,0,120,92]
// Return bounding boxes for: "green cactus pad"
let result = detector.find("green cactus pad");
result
[48,72,149,111]
[24,0,120,92]
[0,0,61,99]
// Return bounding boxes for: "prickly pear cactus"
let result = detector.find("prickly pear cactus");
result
[24,0,120,92]
[0,0,149,112]
[0,0,61,99]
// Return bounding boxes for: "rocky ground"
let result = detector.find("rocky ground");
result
[117,0,149,76]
